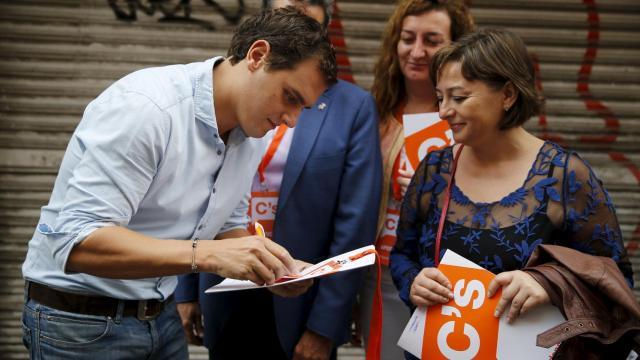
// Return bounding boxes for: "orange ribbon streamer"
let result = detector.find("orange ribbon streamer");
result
[257,124,288,183]
[353,249,383,360]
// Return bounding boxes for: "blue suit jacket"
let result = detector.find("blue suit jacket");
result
[175,80,382,357]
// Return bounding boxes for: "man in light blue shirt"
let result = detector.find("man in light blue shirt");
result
[21,8,337,360]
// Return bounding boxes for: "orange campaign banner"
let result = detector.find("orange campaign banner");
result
[403,113,454,172]
[248,191,278,238]
[422,264,501,359]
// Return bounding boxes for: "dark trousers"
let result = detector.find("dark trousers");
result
[208,289,288,360]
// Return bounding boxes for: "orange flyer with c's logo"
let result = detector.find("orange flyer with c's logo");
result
[422,264,501,360]
[403,113,454,172]
[397,250,564,360]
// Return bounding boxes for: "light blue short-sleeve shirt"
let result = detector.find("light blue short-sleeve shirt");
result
[22,58,268,300]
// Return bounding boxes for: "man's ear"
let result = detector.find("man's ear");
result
[502,81,518,110]
[246,40,271,72]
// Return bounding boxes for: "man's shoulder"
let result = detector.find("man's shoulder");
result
[113,64,192,109]
[326,79,371,100]
[319,80,375,119]
[110,59,220,111]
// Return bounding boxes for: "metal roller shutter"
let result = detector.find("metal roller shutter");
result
[0,1,638,358]
[337,0,640,296]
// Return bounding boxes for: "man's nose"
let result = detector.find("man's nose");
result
[282,108,302,128]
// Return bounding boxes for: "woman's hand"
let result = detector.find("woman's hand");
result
[397,168,414,198]
[410,267,454,307]
[487,270,550,323]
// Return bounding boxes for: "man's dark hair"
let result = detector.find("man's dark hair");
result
[227,7,337,85]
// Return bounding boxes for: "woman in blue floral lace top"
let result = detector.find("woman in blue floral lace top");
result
[389,28,634,326]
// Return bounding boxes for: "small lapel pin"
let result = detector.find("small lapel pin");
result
[318,102,327,110]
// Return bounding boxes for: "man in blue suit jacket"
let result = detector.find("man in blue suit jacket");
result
[175,79,381,359]
[174,4,381,359]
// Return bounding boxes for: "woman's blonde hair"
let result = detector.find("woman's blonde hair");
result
[371,0,474,124]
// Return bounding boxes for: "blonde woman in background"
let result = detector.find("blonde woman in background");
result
[358,1,474,358]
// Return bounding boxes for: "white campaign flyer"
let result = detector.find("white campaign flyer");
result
[205,245,376,293]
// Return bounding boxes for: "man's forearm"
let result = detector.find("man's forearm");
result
[66,226,193,278]
[66,225,295,284]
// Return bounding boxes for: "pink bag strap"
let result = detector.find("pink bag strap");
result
[434,144,464,266]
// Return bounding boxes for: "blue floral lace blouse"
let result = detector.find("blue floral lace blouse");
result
[389,141,634,308]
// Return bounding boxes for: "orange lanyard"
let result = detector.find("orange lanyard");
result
[363,103,406,359]
[257,124,288,184]
[364,249,383,360]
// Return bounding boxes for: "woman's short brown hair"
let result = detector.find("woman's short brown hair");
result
[371,0,475,123]
[430,28,542,129]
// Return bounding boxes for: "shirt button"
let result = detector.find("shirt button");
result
[214,134,218,138]
[217,150,222,155]
[197,224,203,230]
[212,188,216,193]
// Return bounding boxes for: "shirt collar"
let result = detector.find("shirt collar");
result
[193,57,247,143]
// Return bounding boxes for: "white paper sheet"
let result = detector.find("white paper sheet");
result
[205,245,376,293]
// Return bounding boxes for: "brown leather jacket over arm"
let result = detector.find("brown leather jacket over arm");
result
[523,244,640,359]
